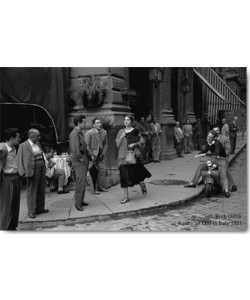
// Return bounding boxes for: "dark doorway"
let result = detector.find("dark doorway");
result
[129,68,152,122]
[193,72,203,120]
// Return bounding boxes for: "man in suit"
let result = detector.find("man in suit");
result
[221,118,229,137]
[0,128,21,230]
[213,126,237,192]
[174,121,184,157]
[193,119,203,150]
[229,116,238,154]
[137,117,152,162]
[17,129,49,219]
[69,115,89,211]
[149,116,162,162]
[182,119,193,154]
[85,117,108,194]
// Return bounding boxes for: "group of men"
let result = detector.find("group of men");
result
[0,114,240,230]
[136,115,162,162]
[0,128,50,230]
[69,115,108,211]
[174,116,239,158]
[184,118,239,198]
[174,119,196,157]
[0,115,109,230]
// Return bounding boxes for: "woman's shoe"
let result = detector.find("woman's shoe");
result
[140,182,147,195]
[120,197,129,204]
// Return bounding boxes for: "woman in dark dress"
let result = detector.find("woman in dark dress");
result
[116,115,151,204]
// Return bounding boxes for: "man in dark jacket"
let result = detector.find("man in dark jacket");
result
[0,128,21,230]
[69,115,89,211]
[229,117,238,154]
[185,130,230,197]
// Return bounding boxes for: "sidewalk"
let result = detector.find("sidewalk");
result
[18,133,247,229]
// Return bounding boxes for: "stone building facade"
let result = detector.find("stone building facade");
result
[68,67,199,163]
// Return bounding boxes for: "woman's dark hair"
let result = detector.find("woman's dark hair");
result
[125,115,134,124]
[73,115,86,126]
[4,128,19,141]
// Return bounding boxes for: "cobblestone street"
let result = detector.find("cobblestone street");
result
[36,147,247,232]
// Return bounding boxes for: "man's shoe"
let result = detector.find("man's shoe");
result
[36,209,49,214]
[28,213,36,219]
[197,180,204,186]
[92,190,100,195]
[82,202,89,206]
[75,205,83,211]
[58,189,69,194]
[231,185,237,192]
[223,191,230,198]
[184,183,196,188]
[98,188,109,192]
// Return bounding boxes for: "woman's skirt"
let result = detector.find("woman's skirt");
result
[119,162,151,188]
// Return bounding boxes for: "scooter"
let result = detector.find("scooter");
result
[201,156,222,198]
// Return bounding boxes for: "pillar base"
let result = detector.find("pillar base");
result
[160,149,177,160]
[187,111,197,124]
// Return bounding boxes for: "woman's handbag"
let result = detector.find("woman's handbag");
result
[125,150,137,165]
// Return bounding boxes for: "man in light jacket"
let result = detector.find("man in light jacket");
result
[85,117,108,194]
[182,119,193,154]
[17,129,48,219]
[149,117,162,162]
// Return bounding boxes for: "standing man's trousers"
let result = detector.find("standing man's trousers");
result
[26,160,45,214]
[0,174,20,230]
[74,162,88,207]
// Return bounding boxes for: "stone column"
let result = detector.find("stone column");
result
[185,67,196,124]
[68,67,131,187]
[159,68,176,160]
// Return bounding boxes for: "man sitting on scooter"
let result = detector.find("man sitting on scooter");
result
[184,130,230,198]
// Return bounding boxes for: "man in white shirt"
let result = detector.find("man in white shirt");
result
[174,121,184,157]
[17,129,49,219]
[0,128,21,230]
[150,117,162,162]
[182,119,193,154]
[221,118,229,137]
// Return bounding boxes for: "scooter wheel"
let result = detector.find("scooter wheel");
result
[205,183,213,198]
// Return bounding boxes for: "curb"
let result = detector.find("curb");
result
[19,188,204,230]
[18,143,247,230]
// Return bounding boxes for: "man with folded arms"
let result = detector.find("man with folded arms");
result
[0,128,21,230]
[17,129,49,219]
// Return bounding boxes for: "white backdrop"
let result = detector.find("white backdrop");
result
[0,1,249,300]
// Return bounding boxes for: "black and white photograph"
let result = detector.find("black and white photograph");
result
[0,1,249,300]
[0,67,247,232]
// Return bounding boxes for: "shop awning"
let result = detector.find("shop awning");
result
[0,67,69,143]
